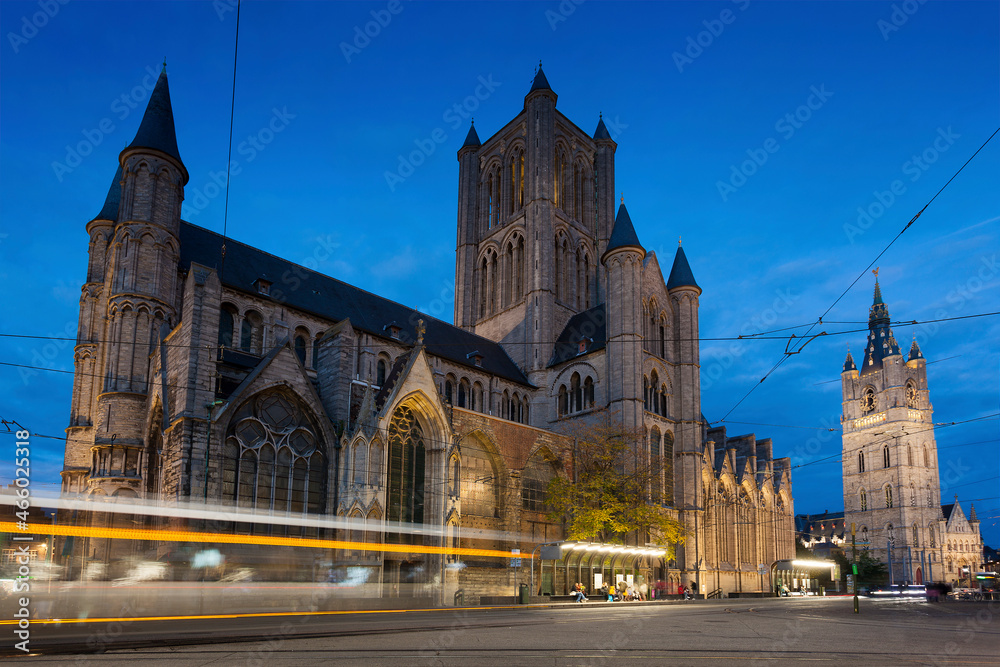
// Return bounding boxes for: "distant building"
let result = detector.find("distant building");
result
[795,511,847,560]
[840,279,983,586]
[59,65,796,600]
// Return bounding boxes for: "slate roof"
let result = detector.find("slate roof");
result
[594,116,612,140]
[909,338,924,361]
[794,511,847,542]
[178,222,531,386]
[126,69,183,166]
[604,203,643,258]
[942,503,955,521]
[843,350,857,373]
[528,65,553,93]
[547,304,607,367]
[95,165,123,222]
[861,280,901,373]
[666,245,699,291]
[461,122,481,149]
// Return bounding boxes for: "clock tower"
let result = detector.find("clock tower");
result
[841,275,943,584]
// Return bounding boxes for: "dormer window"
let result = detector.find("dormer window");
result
[577,338,589,355]
[384,322,401,339]
[254,278,272,296]
[467,351,484,367]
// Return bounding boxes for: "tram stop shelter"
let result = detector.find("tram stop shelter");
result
[531,541,668,596]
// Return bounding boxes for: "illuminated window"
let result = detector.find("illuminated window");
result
[386,406,426,533]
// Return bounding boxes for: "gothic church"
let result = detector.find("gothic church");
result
[61,65,796,600]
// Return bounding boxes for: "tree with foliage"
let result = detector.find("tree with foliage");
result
[833,549,889,588]
[545,411,684,556]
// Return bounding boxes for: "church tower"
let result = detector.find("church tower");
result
[841,275,942,584]
[452,66,610,384]
[62,67,188,498]
[602,201,645,430]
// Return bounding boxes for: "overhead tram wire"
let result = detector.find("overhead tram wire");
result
[1,311,997,350]
[716,127,1000,424]
[218,0,241,284]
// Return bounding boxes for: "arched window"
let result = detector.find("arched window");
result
[860,526,869,549]
[473,382,483,412]
[923,446,929,467]
[649,427,662,504]
[223,391,327,515]
[912,524,919,548]
[522,450,558,513]
[910,483,916,506]
[860,488,867,511]
[386,406,426,531]
[883,445,890,468]
[643,376,650,411]
[662,431,675,505]
[885,485,893,508]
[368,440,383,487]
[353,442,366,486]
[458,379,468,408]
[584,376,594,408]
[241,310,263,354]
[929,525,936,548]
[218,304,237,348]
[460,437,500,518]
[376,359,387,386]
[479,257,488,318]
[858,451,865,473]
[509,147,524,213]
[659,384,668,417]
[445,380,454,405]
[294,335,307,364]
[558,385,567,416]
[571,373,582,413]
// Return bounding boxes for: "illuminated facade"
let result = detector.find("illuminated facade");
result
[61,66,796,600]
[840,279,983,585]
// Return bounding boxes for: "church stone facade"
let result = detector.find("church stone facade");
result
[841,280,983,586]
[60,66,796,601]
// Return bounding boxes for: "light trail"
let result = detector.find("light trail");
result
[0,521,527,560]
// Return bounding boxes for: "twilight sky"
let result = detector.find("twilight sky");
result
[0,1,997,546]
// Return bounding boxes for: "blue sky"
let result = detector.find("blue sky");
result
[1,1,997,546]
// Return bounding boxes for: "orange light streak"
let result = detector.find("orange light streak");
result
[0,522,528,560]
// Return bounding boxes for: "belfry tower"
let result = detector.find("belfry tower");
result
[841,274,942,584]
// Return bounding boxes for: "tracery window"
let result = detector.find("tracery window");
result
[218,304,236,348]
[222,391,326,514]
[860,488,867,511]
[858,451,865,473]
[883,445,890,468]
[386,406,426,529]
[460,438,499,518]
[885,485,893,509]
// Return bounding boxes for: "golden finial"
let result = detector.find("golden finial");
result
[416,319,426,346]
[620,192,624,204]
[872,267,879,277]
[678,236,682,247]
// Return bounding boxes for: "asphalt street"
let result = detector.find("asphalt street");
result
[6,596,1000,666]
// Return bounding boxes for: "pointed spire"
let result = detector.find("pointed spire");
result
[602,201,644,261]
[125,68,183,166]
[843,349,857,373]
[461,120,481,149]
[667,244,700,291]
[594,112,612,140]
[908,337,924,361]
[970,503,978,522]
[861,271,898,372]
[529,60,553,93]
[94,164,124,222]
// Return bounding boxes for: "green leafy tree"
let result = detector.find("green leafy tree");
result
[545,412,684,556]
[835,549,889,587]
